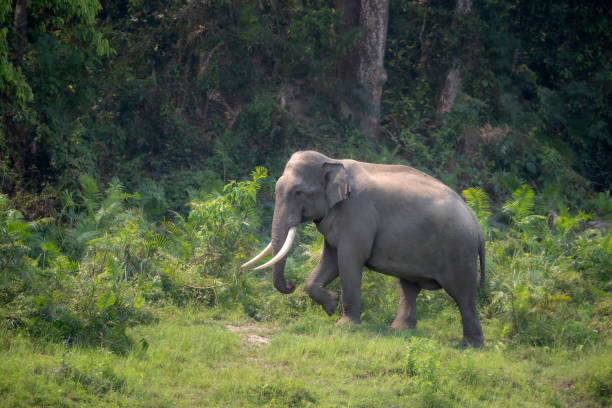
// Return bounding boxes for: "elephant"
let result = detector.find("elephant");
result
[242,151,485,347]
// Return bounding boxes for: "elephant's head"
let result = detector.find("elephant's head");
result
[241,151,350,294]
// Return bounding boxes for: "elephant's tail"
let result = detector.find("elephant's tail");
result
[478,238,486,288]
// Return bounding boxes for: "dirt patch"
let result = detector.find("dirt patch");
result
[226,324,271,345]
[244,334,270,345]
[225,324,270,333]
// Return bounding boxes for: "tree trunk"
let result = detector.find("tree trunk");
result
[357,0,390,139]
[335,0,390,140]
[438,64,461,114]
[13,0,27,63]
[437,0,472,114]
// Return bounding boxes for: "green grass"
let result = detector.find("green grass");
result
[2,304,610,407]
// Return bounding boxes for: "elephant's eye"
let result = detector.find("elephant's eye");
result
[295,190,304,198]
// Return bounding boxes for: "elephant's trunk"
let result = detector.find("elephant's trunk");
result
[270,213,296,294]
[272,258,294,294]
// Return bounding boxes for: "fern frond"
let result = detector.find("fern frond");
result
[518,214,547,228]
[252,166,268,184]
[78,174,100,199]
[503,185,535,225]
[462,187,491,228]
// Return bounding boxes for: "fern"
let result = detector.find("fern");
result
[78,174,101,216]
[253,166,268,184]
[462,187,491,231]
[78,174,100,199]
[503,185,545,227]
[555,207,592,235]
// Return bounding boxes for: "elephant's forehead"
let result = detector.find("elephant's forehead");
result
[285,159,306,174]
[275,174,295,194]
[283,161,308,178]
[277,170,301,185]
[290,150,328,163]
[276,168,314,195]
[287,151,328,170]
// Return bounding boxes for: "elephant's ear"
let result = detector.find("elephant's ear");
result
[324,162,350,208]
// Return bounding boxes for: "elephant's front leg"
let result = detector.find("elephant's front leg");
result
[305,241,339,315]
[336,244,365,325]
[391,279,421,329]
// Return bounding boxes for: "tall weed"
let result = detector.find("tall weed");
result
[482,185,611,346]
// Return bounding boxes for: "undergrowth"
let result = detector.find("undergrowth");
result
[2,169,610,354]
[1,170,611,407]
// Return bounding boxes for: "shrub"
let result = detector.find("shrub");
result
[478,185,611,346]
[0,181,155,351]
[1,168,271,348]
[155,166,268,307]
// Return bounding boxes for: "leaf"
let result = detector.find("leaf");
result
[462,187,491,228]
[134,293,145,309]
[95,290,116,310]
[41,241,60,256]
[79,174,100,199]
[252,166,268,183]
[503,185,536,226]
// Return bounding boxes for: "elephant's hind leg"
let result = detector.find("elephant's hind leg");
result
[445,283,484,347]
[455,296,484,347]
[305,241,339,315]
[391,279,421,329]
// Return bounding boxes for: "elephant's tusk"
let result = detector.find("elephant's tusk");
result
[253,227,297,270]
[240,243,272,268]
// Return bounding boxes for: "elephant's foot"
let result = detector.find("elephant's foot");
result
[336,315,361,326]
[460,336,484,348]
[322,291,339,316]
[390,318,416,330]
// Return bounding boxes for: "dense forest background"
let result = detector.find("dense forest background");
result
[1,1,611,406]
[2,0,610,207]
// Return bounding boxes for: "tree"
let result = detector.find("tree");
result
[438,0,472,114]
[0,0,108,192]
[335,0,390,140]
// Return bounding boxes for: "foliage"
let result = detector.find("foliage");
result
[0,2,610,406]
[1,0,609,208]
[484,185,611,346]
[0,183,150,352]
[0,194,41,303]
[0,168,271,350]
[501,184,547,229]
[462,187,491,233]
[158,166,268,306]
[0,0,114,193]
[479,0,612,189]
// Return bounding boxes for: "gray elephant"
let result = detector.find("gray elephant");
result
[242,151,485,347]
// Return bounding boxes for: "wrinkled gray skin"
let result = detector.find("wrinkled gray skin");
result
[269,151,485,347]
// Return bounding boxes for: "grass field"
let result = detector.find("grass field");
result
[2,304,610,407]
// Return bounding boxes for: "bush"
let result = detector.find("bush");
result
[0,181,153,352]
[467,185,612,347]
[157,166,268,307]
[0,168,269,349]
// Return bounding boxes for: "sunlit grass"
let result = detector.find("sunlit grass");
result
[1,305,610,407]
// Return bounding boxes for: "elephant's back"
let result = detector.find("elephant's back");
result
[344,158,482,246]
[346,160,457,201]
[353,163,481,280]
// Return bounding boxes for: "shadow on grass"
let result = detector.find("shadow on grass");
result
[6,306,159,356]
